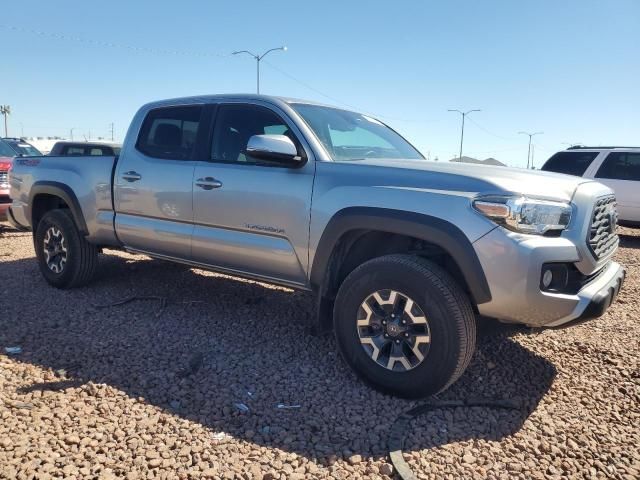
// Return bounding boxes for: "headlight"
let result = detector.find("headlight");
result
[473,195,572,235]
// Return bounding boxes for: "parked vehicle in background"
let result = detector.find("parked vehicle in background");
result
[541,146,640,225]
[7,94,626,397]
[1,138,43,157]
[49,141,122,157]
[0,140,14,220]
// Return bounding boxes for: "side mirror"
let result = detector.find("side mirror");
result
[246,134,303,165]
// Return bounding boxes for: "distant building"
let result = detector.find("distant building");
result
[22,136,112,155]
[450,155,506,166]
[21,137,64,155]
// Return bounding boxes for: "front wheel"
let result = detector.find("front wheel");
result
[333,254,476,398]
[35,209,98,289]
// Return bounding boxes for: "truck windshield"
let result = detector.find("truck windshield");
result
[291,103,423,161]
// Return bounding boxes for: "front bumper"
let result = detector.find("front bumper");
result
[547,262,625,327]
[474,227,624,328]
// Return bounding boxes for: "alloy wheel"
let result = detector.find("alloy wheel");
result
[43,226,68,273]
[357,289,431,371]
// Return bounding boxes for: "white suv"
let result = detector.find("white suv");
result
[541,146,640,225]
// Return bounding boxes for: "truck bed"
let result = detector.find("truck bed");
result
[9,155,119,245]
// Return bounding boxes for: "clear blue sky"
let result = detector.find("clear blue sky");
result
[1,0,638,167]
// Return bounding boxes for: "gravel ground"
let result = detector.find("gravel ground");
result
[1,222,638,480]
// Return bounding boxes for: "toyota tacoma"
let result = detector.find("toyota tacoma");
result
[7,94,625,397]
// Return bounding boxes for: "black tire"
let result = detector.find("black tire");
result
[333,254,476,398]
[34,209,98,289]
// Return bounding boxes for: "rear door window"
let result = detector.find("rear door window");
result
[595,152,640,181]
[540,151,599,176]
[136,105,203,160]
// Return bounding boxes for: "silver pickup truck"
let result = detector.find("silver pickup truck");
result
[7,94,625,397]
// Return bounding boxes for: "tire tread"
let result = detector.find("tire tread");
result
[334,253,476,397]
[35,209,98,289]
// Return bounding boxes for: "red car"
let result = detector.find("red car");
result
[0,141,15,221]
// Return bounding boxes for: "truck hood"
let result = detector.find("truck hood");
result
[347,158,592,202]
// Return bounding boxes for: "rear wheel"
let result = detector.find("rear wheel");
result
[35,209,98,288]
[333,254,476,398]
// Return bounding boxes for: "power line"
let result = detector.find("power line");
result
[262,59,366,110]
[465,116,518,141]
[2,23,437,125]
[0,24,229,58]
[3,23,535,147]
[262,59,439,125]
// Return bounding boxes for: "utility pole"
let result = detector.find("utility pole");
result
[232,46,287,94]
[0,105,11,137]
[448,109,481,161]
[109,123,114,141]
[70,128,76,141]
[518,131,543,169]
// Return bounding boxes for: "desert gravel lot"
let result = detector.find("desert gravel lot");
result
[0,222,638,480]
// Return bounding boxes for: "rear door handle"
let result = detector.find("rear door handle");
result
[195,177,223,190]
[122,171,142,182]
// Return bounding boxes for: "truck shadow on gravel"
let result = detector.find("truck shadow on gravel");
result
[618,231,640,249]
[2,252,557,461]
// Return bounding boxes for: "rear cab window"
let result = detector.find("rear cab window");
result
[541,151,599,176]
[136,105,203,160]
[65,146,85,155]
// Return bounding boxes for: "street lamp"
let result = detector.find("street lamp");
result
[232,46,287,94]
[518,131,543,169]
[0,105,11,137]
[448,109,481,162]
[69,128,76,141]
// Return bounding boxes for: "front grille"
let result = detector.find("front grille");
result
[588,195,618,259]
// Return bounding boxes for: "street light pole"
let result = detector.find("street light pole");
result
[0,105,11,137]
[232,46,287,94]
[518,131,543,169]
[448,109,481,161]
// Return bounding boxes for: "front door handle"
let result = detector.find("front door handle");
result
[122,171,142,182]
[195,177,223,190]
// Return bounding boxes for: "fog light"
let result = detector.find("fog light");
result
[540,264,569,292]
